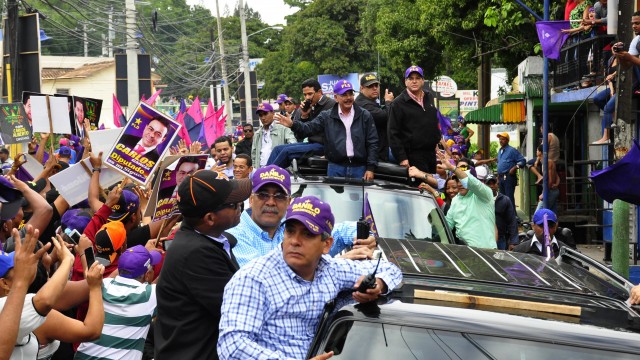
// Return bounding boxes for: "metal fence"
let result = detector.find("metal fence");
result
[552,34,616,91]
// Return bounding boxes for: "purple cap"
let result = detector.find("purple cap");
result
[117,245,162,279]
[59,146,72,157]
[450,145,461,154]
[404,65,424,79]
[256,102,274,114]
[285,196,334,235]
[333,80,354,95]
[533,208,558,225]
[276,94,288,104]
[61,209,92,233]
[108,189,140,221]
[252,165,291,195]
[0,251,15,278]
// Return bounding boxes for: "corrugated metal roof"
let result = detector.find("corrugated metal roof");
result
[465,100,525,124]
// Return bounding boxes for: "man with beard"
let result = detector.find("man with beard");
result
[276,80,378,180]
[234,124,254,156]
[209,136,235,178]
[355,73,394,161]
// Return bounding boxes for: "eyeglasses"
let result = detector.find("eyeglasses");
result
[213,202,244,212]
[243,129,253,133]
[254,192,289,202]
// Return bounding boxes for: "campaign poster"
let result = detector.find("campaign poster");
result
[22,91,45,130]
[30,95,73,135]
[73,96,103,134]
[104,102,181,185]
[146,154,208,221]
[53,94,76,136]
[0,103,32,144]
[318,73,361,97]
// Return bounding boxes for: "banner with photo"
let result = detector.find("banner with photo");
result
[0,103,32,144]
[104,102,181,185]
[73,96,103,134]
[145,154,208,221]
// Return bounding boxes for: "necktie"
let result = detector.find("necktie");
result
[134,145,145,154]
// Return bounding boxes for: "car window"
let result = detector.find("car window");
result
[321,320,639,360]
[290,184,450,243]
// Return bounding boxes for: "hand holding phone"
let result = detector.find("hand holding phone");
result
[84,247,96,268]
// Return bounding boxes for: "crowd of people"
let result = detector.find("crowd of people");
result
[2,54,640,360]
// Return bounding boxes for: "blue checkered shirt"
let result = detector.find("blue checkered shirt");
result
[217,249,402,359]
[227,211,357,267]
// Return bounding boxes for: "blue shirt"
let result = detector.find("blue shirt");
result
[226,210,357,267]
[497,145,526,174]
[226,209,284,267]
[217,248,402,359]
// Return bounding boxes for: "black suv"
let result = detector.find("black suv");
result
[307,240,640,359]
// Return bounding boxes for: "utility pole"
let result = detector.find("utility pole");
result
[6,0,19,102]
[216,0,233,131]
[125,0,139,116]
[83,22,88,57]
[108,5,114,58]
[239,0,252,124]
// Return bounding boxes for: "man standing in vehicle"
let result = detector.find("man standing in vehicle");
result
[218,196,402,359]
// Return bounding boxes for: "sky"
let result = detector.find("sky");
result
[186,0,298,26]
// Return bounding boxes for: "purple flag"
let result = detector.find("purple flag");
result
[436,110,452,135]
[591,139,640,205]
[535,21,571,60]
[363,192,378,237]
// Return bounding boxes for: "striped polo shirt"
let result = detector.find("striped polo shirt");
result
[75,276,157,360]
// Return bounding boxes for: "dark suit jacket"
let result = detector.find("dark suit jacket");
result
[356,94,390,161]
[119,133,160,163]
[155,223,239,360]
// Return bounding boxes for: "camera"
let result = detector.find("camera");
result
[301,99,312,112]
[612,43,624,53]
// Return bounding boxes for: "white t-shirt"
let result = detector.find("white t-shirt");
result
[0,293,47,360]
[629,35,640,56]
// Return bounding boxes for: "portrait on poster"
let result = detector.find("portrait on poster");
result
[105,102,180,185]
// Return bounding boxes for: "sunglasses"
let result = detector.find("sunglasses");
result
[254,192,289,202]
[458,165,469,170]
[243,129,253,133]
[214,202,244,212]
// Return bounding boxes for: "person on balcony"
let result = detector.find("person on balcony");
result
[592,55,618,144]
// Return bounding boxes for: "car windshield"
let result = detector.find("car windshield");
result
[290,183,450,243]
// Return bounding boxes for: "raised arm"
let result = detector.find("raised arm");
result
[8,176,52,234]
[32,234,73,316]
[87,152,104,212]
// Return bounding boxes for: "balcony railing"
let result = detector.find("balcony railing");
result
[552,34,615,91]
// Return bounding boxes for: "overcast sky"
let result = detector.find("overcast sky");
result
[186,0,298,26]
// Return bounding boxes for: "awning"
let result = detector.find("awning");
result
[465,100,526,124]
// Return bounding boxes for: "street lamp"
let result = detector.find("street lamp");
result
[240,0,282,124]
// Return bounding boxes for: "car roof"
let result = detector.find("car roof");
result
[332,300,640,354]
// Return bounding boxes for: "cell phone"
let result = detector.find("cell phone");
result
[302,99,312,111]
[63,228,81,246]
[162,239,173,251]
[84,247,96,267]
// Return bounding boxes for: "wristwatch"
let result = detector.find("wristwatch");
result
[92,168,101,173]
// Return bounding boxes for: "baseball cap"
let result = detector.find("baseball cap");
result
[404,65,424,79]
[256,102,274,114]
[61,208,92,233]
[108,189,140,222]
[94,221,127,265]
[497,132,510,141]
[252,165,291,195]
[533,208,558,225]
[485,174,498,183]
[0,148,9,155]
[333,80,354,95]
[360,73,380,87]
[177,170,251,218]
[118,245,162,279]
[59,138,69,146]
[0,177,24,221]
[285,196,334,235]
[276,94,288,104]
[450,145,461,155]
[58,146,72,157]
[0,251,15,278]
